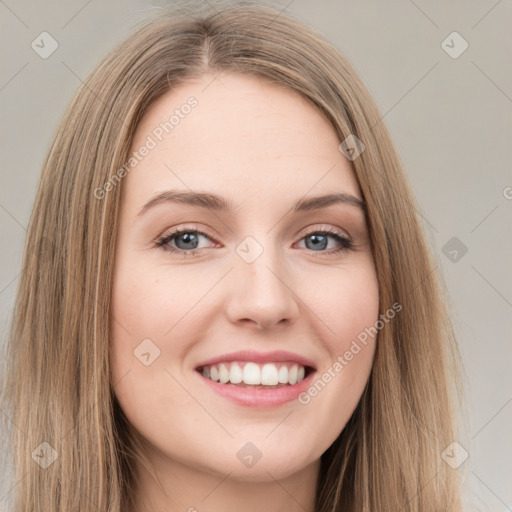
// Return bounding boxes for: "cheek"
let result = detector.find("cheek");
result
[109,260,201,369]
[310,256,380,353]
[111,264,184,336]
[108,263,192,439]
[295,258,379,438]
[109,257,218,410]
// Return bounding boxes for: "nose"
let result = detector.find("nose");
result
[224,242,300,330]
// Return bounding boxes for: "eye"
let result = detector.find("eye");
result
[296,227,354,256]
[155,226,217,256]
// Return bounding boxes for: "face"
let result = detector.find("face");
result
[110,72,379,484]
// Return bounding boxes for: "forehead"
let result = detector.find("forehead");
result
[123,72,361,210]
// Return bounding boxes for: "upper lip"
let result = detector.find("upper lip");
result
[195,350,317,371]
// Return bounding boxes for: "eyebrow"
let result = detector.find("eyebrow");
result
[137,189,366,217]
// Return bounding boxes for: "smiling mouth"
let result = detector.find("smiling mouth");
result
[196,361,315,388]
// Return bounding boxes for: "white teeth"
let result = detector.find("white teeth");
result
[261,363,278,385]
[219,363,230,384]
[288,364,298,385]
[229,362,243,384]
[243,362,261,385]
[210,366,219,381]
[200,361,308,386]
[278,365,289,383]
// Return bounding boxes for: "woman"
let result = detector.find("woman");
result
[0,2,466,511]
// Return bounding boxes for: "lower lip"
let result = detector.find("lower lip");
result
[196,369,316,408]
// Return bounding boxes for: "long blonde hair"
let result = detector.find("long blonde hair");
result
[0,1,467,510]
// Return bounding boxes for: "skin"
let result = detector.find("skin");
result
[110,72,379,512]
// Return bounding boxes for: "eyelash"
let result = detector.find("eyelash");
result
[155,225,354,258]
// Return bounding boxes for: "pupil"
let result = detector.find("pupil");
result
[306,234,327,251]
[177,232,198,250]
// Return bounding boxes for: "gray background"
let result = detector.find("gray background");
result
[1,1,511,510]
